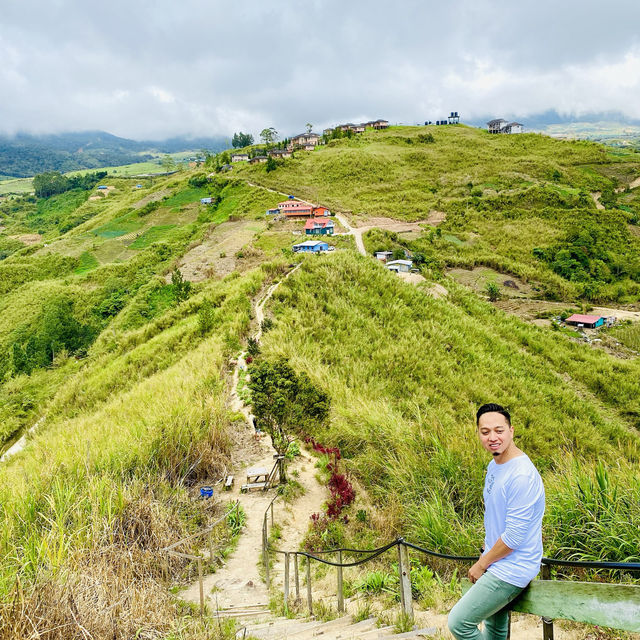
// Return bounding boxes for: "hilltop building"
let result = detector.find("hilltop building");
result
[231,153,249,162]
[249,155,268,164]
[565,314,605,329]
[386,259,413,273]
[288,133,321,151]
[292,240,329,253]
[305,218,334,235]
[487,119,524,134]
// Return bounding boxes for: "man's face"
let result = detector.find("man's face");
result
[477,412,514,458]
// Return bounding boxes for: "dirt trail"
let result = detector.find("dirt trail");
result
[181,262,323,615]
[591,191,605,210]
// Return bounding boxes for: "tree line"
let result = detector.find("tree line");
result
[33,170,108,198]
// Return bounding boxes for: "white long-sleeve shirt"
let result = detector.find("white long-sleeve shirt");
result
[483,454,545,588]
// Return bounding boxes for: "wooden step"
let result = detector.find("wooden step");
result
[377,627,437,639]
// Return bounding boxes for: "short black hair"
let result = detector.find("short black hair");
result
[476,403,511,426]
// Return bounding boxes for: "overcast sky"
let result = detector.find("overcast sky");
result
[2,0,640,140]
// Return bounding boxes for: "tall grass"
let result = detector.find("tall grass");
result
[260,252,640,560]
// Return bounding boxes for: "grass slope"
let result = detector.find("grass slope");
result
[260,252,640,559]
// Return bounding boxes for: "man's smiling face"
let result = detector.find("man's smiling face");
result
[477,411,514,461]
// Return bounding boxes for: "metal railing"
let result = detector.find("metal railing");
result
[261,490,640,629]
[162,500,239,615]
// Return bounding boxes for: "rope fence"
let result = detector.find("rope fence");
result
[261,487,640,628]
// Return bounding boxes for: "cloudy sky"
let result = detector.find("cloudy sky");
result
[2,0,640,140]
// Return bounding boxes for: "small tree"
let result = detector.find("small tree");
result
[265,156,277,172]
[171,268,192,304]
[485,281,501,302]
[248,358,330,481]
[306,123,313,134]
[260,127,278,146]
[160,155,176,172]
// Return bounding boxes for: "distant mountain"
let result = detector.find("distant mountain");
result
[0,131,230,178]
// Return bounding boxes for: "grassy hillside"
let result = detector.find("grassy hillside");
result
[259,252,640,560]
[2,126,640,637]
[236,125,640,303]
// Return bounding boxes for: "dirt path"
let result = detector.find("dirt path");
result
[181,262,325,614]
[591,191,605,210]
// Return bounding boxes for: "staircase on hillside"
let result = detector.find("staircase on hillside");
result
[227,612,436,639]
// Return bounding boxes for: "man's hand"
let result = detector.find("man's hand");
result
[468,559,487,583]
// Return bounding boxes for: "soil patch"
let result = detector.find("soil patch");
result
[11,233,42,246]
[396,271,426,285]
[178,220,266,281]
[447,267,535,298]
[132,189,172,209]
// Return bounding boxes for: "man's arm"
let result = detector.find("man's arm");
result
[468,537,513,583]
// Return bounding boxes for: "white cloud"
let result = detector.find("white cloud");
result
[1,0,640,138]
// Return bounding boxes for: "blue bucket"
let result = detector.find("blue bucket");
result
[200,486,214,498]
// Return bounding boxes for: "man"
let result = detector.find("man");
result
[448,403,545,640]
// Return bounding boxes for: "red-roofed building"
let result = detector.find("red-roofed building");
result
[277,200,314,217]
[565,314,605,329]
[305,218,335,235]
[313,206,330,217]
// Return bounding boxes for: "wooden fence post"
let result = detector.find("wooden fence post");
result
[337,550,345,613]
[270,502,274,527]
[284,553,290,605]
[541,564,554,640]
[294,553,300,601]
[397,540,413,620]
[197,557,205,617]
[208,532,214,564]
[306,557,313,615]
[263,520,270,589]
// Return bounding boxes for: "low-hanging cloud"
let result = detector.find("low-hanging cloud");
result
[1,0,639,139]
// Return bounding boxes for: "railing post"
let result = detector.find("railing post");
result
[284,552,290,605]
[294,553,300,601]
[270,501,274,527]
[208,532,214,564]
[397,539,413,620]
[197,557,205,617]
[306,557,313,615]
[337,550,345,613]
[263,519,270,589]
[541,564,554,640]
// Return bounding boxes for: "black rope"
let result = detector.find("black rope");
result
[403,539,477,562]
[294,540,400,567]
[541,557,640,572]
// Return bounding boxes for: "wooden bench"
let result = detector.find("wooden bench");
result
[224,475,234,490]
[462,578,640,634]
[241,481,269,492]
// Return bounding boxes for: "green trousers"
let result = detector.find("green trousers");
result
[448,572,524,640]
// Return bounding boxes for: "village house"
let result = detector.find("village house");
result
[288,132,321,150]
[370,119,389,130]
[487,119,524,134]
[249,155,268,164]
[375,251,394,262]
[231,153,249,162]
[200,197,213,204]
[565,314,605,329]
[292,240,329,253]
[220,164,233,171]
[386,259,413,273]
[268,148,292,159]
[305,218,335,235]
[313,206,331,217]
[277,200,315,217]
[323,127,335,136]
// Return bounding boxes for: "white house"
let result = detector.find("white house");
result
[386,259,413,273]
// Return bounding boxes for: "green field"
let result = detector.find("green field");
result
[1,126,640,638]
[129,224,177,248]
[0,177,34,195]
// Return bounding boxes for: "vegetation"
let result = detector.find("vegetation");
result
[232,132,254,148]
[235,125,640,303]
[260,252,640,561]
[1,125,640,637]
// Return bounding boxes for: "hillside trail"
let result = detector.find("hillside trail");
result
[591,191,605,210]
[180,262,324,616]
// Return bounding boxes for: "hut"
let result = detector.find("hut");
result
[565,314,605,329]
[292,240,329,253]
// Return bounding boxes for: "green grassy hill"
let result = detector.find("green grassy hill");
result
[1,126,640,637]
[236,125,640,302]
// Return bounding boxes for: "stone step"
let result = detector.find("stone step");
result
[377,627,437,639]
[355,625,395,639]
[243,619,325,639]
